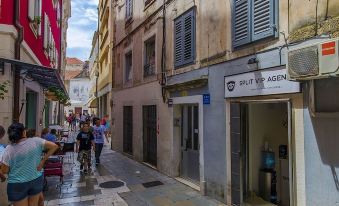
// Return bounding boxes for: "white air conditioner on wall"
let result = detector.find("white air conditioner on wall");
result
[287,38,339,81]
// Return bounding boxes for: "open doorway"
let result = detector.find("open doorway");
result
[230,102,292,206]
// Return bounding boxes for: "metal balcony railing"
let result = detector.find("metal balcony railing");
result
[144,64,155,77]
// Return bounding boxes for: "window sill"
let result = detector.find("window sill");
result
[125,17,133,28]
[233,36,279,51]
[174,61,195,70]
[144,0,156,11]
[29,22,40,39]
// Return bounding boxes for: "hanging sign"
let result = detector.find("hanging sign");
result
[224,68,300,98]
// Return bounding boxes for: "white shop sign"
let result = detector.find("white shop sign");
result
[224,68,300,98]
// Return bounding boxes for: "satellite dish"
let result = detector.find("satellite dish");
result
[0,125,5,139]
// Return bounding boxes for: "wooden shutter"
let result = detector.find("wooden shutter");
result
[232,0,251,47]
[251,0,276,41]
[174,18,183,67]
[28,0,35,21]
[43,14,49,49]
[174,8,195,68]
[37,0,42,36]
[182,9,195,65]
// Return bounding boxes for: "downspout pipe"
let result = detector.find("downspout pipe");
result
[161,0,167,103]
[13,0,24,123]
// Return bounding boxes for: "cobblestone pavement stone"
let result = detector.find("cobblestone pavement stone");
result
[43,130,225,206]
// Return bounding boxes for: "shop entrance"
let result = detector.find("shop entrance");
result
[180,105,200,183]
[230,102,292,206]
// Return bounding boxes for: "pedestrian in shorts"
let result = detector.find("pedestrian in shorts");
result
[76,123,95,173]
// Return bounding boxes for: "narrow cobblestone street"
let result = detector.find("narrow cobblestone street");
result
[43,131,225,206]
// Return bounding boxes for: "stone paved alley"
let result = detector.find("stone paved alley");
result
[43,132,225,206]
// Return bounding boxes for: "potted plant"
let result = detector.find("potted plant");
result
[0,81,9,100]
[34,16,41,24]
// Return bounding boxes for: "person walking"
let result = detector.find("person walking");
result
[80,113,87,128]
[0,123,58,206]
[92,118,109,165]
[67,114,73,130]
[76,123,95,173]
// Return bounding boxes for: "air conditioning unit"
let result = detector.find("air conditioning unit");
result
[287,38,339,80]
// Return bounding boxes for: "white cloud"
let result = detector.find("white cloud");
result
[88,0,99,6]
[67,0,98,60]
[67,27,92,49]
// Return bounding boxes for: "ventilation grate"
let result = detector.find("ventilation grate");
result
[142,181,164,188]
[99,181,124,189]
[288,45,319,78]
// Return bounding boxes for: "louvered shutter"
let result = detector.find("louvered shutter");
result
[232,0,251,47]
[182,9,195,66]
[37,0,42,35]
[28,0,35,21]
[174,17,183,67]
[43,14,49,49]
[251,0,276,41]
[174,9,195,68]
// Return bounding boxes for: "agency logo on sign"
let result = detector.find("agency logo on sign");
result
[227,81,236,92]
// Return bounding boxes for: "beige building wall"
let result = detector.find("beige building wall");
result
[113,0,339,203]
[61,0,71,79]
[98,0,114,118]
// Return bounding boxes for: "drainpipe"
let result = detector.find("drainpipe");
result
[13,0,24,123]
[161,0,167,103]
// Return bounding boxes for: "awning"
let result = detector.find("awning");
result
[0,58,67,94]
[164,77,208,92]
[85,96,97,108]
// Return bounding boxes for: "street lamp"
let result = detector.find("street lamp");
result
[95,70,99,116]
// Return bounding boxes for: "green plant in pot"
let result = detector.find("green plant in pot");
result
[0,81,9,100]
[47,87,69,105]
[34,16,41,24]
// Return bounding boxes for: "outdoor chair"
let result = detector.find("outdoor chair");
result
[62,142,76,164]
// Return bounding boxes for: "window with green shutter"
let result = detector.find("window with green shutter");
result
[174,8,196,68]
[232,0,278,48]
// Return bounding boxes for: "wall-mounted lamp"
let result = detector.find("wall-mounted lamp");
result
[19,99,27,117]
[248,57,259,65]
[0,61,5,75]
[247,57,259,70]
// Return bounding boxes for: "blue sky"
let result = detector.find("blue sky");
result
[66,0,98,61]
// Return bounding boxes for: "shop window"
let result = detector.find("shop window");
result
[125,52,133,82]
[232,0,278,48]
[144,36,156,77]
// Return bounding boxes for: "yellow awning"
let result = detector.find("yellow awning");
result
[86,97,98,108]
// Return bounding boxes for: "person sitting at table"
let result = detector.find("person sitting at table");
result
[0,123,58,206]
[44,129,57,142]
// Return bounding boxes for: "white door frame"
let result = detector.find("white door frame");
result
[225,95,306,206]
[173,95,205,189]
